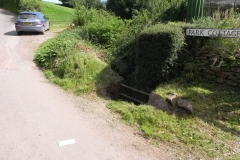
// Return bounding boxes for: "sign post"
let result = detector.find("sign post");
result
[186,28,240,38]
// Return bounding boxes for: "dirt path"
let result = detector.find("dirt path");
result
[0,9,177,160]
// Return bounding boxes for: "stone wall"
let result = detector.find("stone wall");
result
[184,50,240,88]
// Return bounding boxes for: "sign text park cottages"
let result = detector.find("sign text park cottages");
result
[186,28,240,38]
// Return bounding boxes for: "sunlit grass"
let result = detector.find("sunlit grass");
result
[35,29,116,96]
[41,1,74,30]
[107,78,240,159]
[36,3,240,159]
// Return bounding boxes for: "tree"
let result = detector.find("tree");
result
[0,0,21,12]
[106,0,187,19]
[60,0,104,9]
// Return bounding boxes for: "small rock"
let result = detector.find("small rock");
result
[177,100,193,114]
[148,93,169,111]
[166,93,177,108]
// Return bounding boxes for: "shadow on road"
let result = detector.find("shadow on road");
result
[4,31,18,36]
[4,30,43,36]
[0,9,14,15]
[0,9,17,23]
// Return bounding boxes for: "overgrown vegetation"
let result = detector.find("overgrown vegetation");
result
[106,0,187,20]
[73,6,126,49]
[33,1,240,159]
[0,0,42,13]
[34,29,117,95]
[60,0,104,9]
[193,9,240,68]
[108,78,240,159]
[0,0,20,13]
[20,0,41,12]
[120,23,187,91]
[107,9,240,159]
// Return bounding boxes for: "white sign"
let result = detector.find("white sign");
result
[186,28,240,38]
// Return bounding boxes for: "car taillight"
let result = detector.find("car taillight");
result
[36,21,42,25]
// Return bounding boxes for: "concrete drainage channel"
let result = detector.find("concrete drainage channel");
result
[109,82,194,114]
[119,84,150,105]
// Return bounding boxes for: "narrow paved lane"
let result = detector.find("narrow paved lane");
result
[0,9,175,160]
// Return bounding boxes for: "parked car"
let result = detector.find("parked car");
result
[15,11,50,35]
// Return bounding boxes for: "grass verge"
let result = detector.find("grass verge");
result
[34,28,119,96]
[40,1,74,30]
[107,78,240,159]
[35,3,240,159]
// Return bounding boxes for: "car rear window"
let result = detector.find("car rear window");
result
[18,14,38,19]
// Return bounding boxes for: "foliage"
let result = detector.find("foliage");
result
[83,14,125,48]
[108,78,240,159]
[132,23,186,90]
[0,0,20,13]
[0,0,42,13]
[73,5,95,26]
[73,6,127,50]
[109,9,155,79]
[106,0,187,20]
[159,1,188,22]
[19,0,41,11]
[33,2,240,159]
[60,0,104,9]
[34,29,113,94]
[193,9,240,66]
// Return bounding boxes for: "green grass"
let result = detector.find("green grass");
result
[34,28,117,96]
[107,78,240,159]
[35,4,240,159]
[40,1,74,30]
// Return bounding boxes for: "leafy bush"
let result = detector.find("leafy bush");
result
[73,6,94,26]
[35,29,113,94]
[83,16,125,48]
[19,0,41,12]
[133,23,186,90]
[73,6,127,49]
[109,10,154,79]
[159,1,187,22]
[193,9,240,65]
[35,30,79,68]
[0,0,20,13]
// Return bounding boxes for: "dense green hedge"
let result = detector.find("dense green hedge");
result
[110,22,197,91]
[0,0,20,13]
[20,0,41,12]
[0,0,41,13]
[133,23,186,90]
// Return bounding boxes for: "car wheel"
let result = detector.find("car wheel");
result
[16,31,21,35]
[41,26,45,34]
[48,22,50,31]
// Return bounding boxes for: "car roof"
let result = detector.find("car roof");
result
[19,11,42,15]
